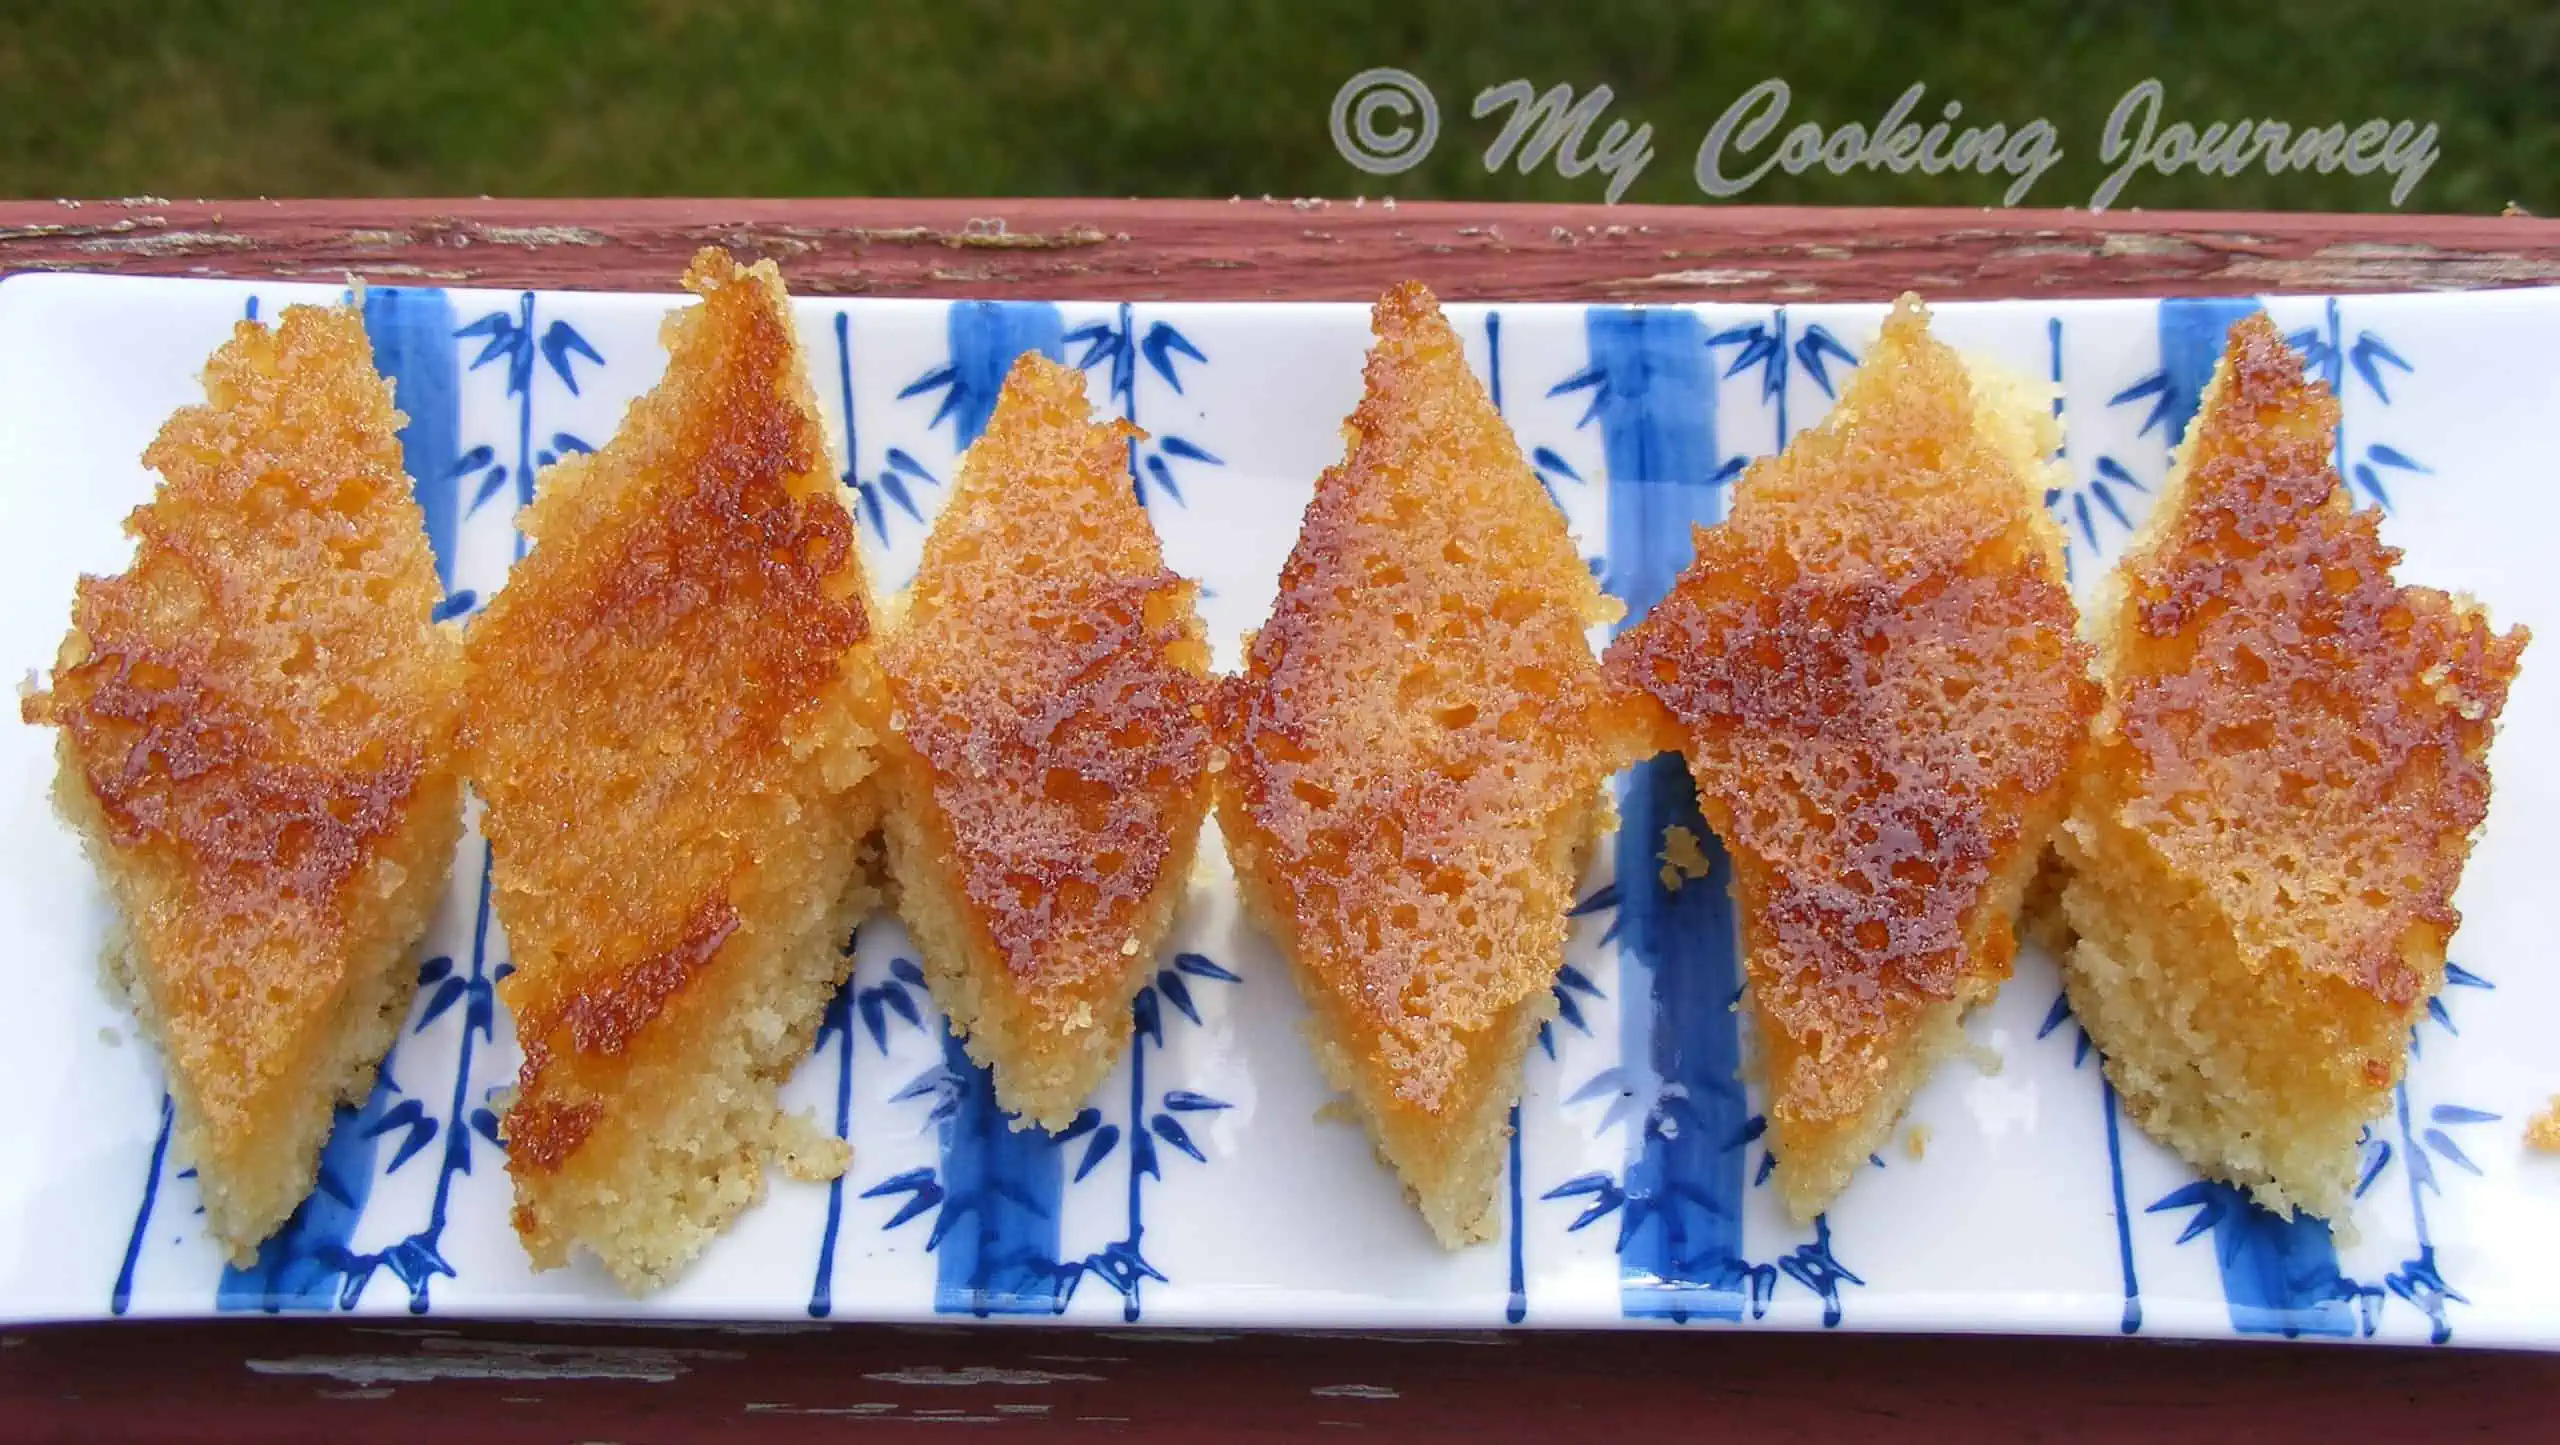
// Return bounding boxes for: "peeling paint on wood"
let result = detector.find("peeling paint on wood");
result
[861,1366,1105,1387]
[245,1339,743,1386]
[1,199,2554,303]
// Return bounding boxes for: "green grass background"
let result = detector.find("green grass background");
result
[3,0,2550,213]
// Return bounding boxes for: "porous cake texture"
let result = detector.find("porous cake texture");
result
[466,250,884,1291]
[1606,295,2097,1222]
[24,302,464,1263]
[879,352,1213,1131]
[2052,311,2525,1222]
[1215,282,1653,1247]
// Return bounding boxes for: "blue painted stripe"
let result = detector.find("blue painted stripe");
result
[2155,297,2259,451]
[1585,306,1758,1322]
[925,301,1075,1317]
[361,287,465,593]
[2101,1080,2143,1333]
[806,965,858,1319]
[109,1094,175,1315]
[2149,296,2362,1339]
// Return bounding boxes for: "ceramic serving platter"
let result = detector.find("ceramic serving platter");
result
[0,272,2554,1345]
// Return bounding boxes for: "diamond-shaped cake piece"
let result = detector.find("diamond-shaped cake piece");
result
[466,250,885,1292]
[1216,283,1653,1247]
[1605,295,2098,1222]
[879,352,1213,1130]
[24,302,465,1264]
[2052,311,2526,1222]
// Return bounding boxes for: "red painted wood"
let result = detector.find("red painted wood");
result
[3,197,2559,301]
[3,1319,2555,1443]
[5,199,2556,1440]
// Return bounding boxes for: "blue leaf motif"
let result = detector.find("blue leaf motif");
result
[469,465,511,514]
[1542,1171,1626,1232]
[1073,1125,1121,1182]
[1163,1091,1229,1112]
[860,1167,947,1230]
[1155,970,1200,1026]
[1156,434,1222,466]
[1794,326,1858,399]
[364,1099,439,1174]
[2355,1136,2393,1199]
[1553,986,1588,1035]
[2349,331,2413,404]
[2424,1128,2484,1176]
[416,956,454,987]
[2109,370,2176,439]
[2147,1180,2229,1245]
[1549,363,1610,429]
[2432,1105,2500,1125]
[538,321,602,394]
[1066,321,1118,370]
[1139,322,1207,392]
[898,363,957,401]
[415,975,468,1033]
[1531,446,1584,484]
[1150,1113,1206,1164]
[1570,882,1621,917]
[2034,992,2073,1040]
[457,311,518,370]
[1172,952,1239,982]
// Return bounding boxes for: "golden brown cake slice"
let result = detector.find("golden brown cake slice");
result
[1214,282,1653,1247]
[466,250,884,1291]
[1604,296,2097,1222]
[22,302,465,1264]
[2052,311,2526,1221]
[878,353,1212,1130]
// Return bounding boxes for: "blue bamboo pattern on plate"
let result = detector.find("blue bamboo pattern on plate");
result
[203,286,591,1312]
[857,300,1235,1318]
[1535,305,1871,1324]
[1065,303,1221,506]
[2074,296,2490,1342]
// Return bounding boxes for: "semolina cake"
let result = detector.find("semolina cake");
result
[22,302,465,1264]
[878,353,1213,1130]
[465,250,885,1291]
[2051,311,2526,1222]
[1213,282,1654,1247]
[1604,295,2098,1223]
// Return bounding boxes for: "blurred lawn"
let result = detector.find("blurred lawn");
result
[2,0,2551,213]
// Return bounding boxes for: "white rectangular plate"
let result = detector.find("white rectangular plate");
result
[2,272,2554,1345]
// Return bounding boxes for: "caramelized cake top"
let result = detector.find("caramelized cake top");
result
[1216,282,1644,1116]
[464,250,872,1171]
[2088,311,2525,1008]
[1606,297,2096,1062]
[881,352,1210,996]
[22,301,460,1136]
